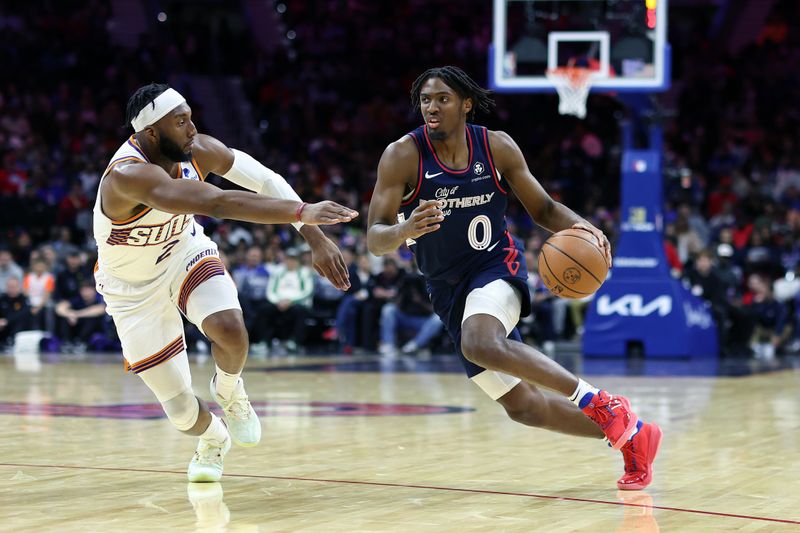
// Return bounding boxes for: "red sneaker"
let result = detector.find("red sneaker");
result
[581,390,639,450]
[617,422,663,491]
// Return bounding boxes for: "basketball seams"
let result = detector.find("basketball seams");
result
[558,232,608,266]
[539,247,588,297]
[543,241,603,285]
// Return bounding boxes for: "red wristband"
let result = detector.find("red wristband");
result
[296,202,307,222]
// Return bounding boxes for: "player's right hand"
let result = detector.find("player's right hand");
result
[402,199,445,240]
[301,201,359,225]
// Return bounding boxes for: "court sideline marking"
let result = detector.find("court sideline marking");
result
[1,462,798,525]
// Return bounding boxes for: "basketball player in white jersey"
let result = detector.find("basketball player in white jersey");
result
[94,83,358,482]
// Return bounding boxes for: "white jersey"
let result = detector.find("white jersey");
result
[94,136,209,283]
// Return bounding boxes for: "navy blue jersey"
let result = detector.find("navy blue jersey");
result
[398,124,531,379]
[399,124,517,282]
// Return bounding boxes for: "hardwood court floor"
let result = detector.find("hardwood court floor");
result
[1,352,799,532]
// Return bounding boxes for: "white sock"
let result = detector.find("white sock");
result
[214,365,241,400]
[200,413,229,446]
[569,378,600,408]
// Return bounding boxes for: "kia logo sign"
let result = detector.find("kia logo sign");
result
[596,294,672,317]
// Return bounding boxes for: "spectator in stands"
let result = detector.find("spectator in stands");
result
[54,250,89,305]
[18,187,51,246]
[49,227,80,263]
[54,280,107,353]
[706,178,738,219]
[715,243,743,295]
[715,227,745,269]
[773,261,800,347]
[308,246,357,347]
[0,277,31,349]
[731,214,755,251]
[23,257,55,331]
[708,200,736,239]
[0,249,23,295]
[361,257,404,352]
[335,253,371,353]
[264,248,314,354]
[664,234,683,275]
[674,214,705,265]
[38,245,58,273]
[743,230,780,278]
[56,181,89,228]
[379,268,443,357]
[677,203,711,247]
[232,246,271,354]
[743,274,790,360]
[311,250,348,347]
[684,249,741,355]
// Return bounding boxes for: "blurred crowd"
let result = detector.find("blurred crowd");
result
[1,0,799,358]
[656,0,800,357]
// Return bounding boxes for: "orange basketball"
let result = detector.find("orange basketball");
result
[537,228,609,299]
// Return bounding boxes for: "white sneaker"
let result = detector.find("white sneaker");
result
[187,482,231,528]
[187,437,231,482]
[401,340,419,354]
[379,343,398,357]
[250,341,269,359]
[210,377,261,447]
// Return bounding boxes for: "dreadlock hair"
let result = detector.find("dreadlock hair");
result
[410,66,495,121]
[124,83,170,129]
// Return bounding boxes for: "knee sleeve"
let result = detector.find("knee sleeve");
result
[162,389,200,431]
[470,370,522,400]
[463,280,522,336]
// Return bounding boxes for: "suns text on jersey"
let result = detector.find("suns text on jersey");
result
[106,214,193,246]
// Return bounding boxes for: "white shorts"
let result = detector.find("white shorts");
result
[95,235,241,374]
[462,279,523,400]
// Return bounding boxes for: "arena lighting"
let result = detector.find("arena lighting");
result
[646,0,657,29]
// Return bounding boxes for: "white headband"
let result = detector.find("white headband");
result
[130,88,186,132]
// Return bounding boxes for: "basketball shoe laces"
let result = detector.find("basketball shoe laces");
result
[585,393,625,431]
[222,390,252,421]
[194,439,227,466]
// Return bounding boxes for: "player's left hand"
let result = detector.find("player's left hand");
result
[572,222,612,268]
[309,234,351,291]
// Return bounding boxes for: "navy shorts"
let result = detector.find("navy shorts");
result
[426,234,531,378]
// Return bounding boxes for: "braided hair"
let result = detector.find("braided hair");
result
[410,66,495,121]
[124,83,170,128]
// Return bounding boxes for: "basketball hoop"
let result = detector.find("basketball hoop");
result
[546,67,594,119]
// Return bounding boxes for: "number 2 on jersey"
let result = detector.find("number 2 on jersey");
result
[157,239,180,265]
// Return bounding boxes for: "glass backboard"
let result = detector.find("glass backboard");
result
[490,0,670,93]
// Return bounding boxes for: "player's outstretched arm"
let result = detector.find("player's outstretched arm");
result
[193,134,354,290]
[107,163,357,226]
[367,138,444,256]
[490,130,611,265]
[194,134,307,224]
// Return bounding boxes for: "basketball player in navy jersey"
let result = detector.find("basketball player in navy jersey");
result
[367,66,661,490]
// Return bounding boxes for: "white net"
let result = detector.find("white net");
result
[546,67,594,119]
